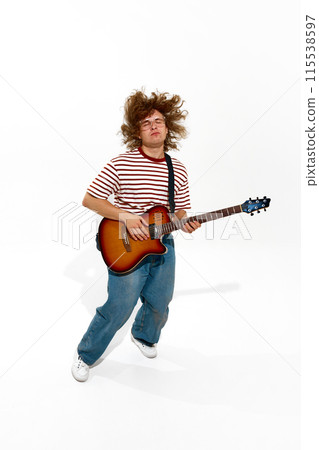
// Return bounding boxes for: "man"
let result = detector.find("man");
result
[71,90,200,382]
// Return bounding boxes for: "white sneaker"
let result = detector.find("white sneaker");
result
[131,333,157,358]
[71,353,90,382]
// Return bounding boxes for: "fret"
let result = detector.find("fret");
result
[156,204,242,237]
[213,210,224,220]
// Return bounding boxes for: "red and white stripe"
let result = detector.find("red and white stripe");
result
[87,147,191,214]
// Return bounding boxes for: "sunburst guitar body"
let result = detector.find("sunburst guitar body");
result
[98,205,171,274]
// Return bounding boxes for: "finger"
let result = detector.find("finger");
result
[128,229,138,240]
[132,228,144,241]
[136,219,149,237]
[140,226,150,239]
[138,228,148,240]
[132,227,148,240]
[189,221,201,230]
[183,223,193,233]
[187,222,196,231]
[139,222,150,238]
[140,217,149,227]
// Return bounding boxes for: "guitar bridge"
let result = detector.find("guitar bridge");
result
[121,225,132,252]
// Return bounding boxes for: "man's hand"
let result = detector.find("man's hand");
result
[173,210,201,234]
[182,220,201,233]
[121,213,149,241]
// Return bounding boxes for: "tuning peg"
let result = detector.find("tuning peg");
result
[257,210,260,213]
[264,208,266,212]
[263,196,267,199]
[257,197,259,200]
[251,212,254,216]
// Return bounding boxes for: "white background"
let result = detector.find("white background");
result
[0,0,307,449]
[300,1,319,449]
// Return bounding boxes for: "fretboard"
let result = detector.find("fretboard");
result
[159,204,242,235]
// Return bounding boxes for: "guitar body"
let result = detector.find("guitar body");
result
[98,205,172,274]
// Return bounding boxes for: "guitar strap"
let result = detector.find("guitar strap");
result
[164,152,175,213]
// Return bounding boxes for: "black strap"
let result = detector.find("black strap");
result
[164,153,175,214]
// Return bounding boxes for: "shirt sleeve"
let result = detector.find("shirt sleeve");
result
[86,161,120,199]
[174,174,191,211]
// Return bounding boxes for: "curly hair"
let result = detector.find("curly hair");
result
[120,89,188,152]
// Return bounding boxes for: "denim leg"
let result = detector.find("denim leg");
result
[131,236,175,344]
[77,262,150,365]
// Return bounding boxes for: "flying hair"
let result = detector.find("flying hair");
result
[120,89,188,152]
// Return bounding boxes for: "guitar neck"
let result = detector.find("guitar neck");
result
[160,204,243,234]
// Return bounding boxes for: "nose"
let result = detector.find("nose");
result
[151,120,158,129]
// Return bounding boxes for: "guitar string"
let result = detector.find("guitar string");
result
[154,208,242,237]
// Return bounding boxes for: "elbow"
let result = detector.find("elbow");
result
[82,192,100,210]
[82,193,90,208]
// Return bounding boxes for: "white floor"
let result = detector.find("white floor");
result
[0,231,299,450]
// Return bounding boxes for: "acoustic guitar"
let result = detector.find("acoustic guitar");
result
[97,196,271,274]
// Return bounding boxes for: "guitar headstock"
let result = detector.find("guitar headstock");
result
[241,196,271,215]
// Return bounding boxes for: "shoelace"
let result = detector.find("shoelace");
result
[76,356,85,369]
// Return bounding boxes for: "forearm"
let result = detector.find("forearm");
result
[82,192,131,222]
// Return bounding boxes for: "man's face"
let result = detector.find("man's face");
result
[139,110,168,148]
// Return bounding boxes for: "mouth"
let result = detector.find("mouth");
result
[151,132,160,136]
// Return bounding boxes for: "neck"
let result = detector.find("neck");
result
[149,204,243,236]
[141,144,164,159]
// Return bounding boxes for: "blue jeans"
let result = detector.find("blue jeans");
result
[77,235,175,366]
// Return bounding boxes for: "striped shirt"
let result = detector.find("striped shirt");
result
[87,147,191,214]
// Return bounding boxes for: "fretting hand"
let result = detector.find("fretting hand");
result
[182,220,201,233]
[172,211,201,234]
